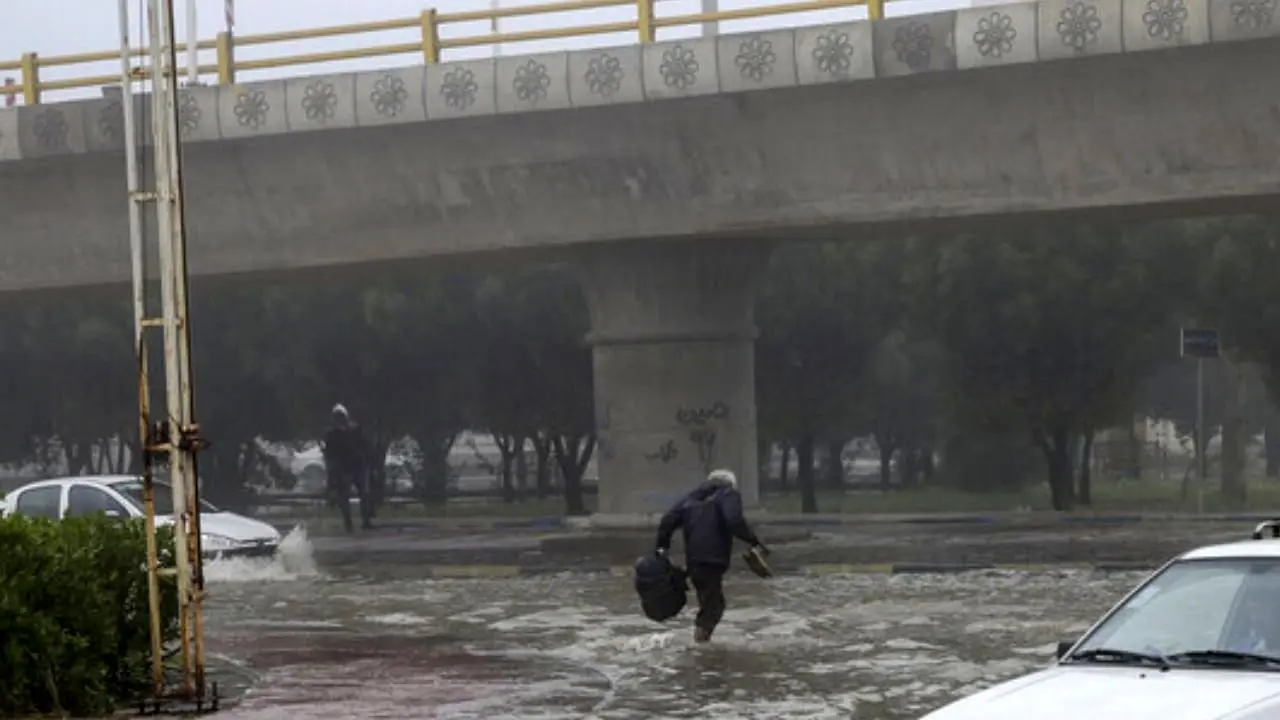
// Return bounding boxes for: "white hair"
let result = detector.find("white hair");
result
[332,403,349,417]
[707,469,737,489]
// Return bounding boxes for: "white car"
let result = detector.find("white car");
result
[0,475,282,560]
[923,520,1280,719]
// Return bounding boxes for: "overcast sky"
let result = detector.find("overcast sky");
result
[3,0,976,101]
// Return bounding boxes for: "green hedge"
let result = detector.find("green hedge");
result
[0,515,179,717]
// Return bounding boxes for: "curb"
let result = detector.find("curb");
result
[271,512,1280,533]
[413,562,1157,578]
[271,517,570,533]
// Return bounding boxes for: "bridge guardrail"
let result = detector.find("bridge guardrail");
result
[0,0,882,106]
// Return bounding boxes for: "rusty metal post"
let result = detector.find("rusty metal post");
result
[637,0,655,42]
[117,0,165,698]
[19,52,38,105]
[120,0,210,705]
[215,32,235,84]
[421,9,440,64]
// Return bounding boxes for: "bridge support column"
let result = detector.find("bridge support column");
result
[576,239,772,524]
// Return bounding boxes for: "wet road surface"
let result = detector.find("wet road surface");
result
[304,519,1249,570]
[199,528,1150,718]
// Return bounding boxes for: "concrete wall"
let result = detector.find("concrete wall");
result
[0,0,1277,291]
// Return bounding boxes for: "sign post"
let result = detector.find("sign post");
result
[1181,327,1220,514]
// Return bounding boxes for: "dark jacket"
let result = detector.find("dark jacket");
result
[322,422,366,476]
[656,482,760,568]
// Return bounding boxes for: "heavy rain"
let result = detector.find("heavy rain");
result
[4,0,1280,718]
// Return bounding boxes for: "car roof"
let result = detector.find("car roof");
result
[1180,539,1280,561]
[13,475,139,492]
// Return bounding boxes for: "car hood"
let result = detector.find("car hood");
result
[922,665,1280,720]
[157,512,280,543]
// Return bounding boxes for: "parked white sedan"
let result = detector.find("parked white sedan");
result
[0,475,281,560]
[923,520,1280,719]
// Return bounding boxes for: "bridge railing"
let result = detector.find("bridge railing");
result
[0,0,882,106]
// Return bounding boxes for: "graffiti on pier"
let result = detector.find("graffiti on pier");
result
[689,428,718,472]
[645,439,679,463]
[675,401,729,474]
[675,401,729,427]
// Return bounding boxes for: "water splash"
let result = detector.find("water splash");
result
[205,525,319,583]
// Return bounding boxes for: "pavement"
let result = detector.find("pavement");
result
[270,511,1266,580]
[200,562,1148,718]
[270,509,1280,535]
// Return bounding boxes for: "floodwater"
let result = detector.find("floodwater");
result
[197,527,1146,719]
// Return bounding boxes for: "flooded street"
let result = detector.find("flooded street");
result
[197,527,1149,719]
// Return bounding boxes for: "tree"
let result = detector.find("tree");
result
[756,243,891,512]
[474,274,541,503]
[1,294,135,477]
[474,265,595,512]
[1193,216,1280,502]
[869,330,942,489]
[277,274,481,509]
[917,224,1180,510]
[189,282,307,507]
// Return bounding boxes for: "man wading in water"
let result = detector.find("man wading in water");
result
[322,403,374,532]
[655,469,769,643]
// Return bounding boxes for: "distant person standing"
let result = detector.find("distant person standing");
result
[322,404,373,532]
[655,469,769,643]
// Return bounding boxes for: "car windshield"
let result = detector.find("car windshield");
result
[108,480,220,516]
[1071,558,1280,667]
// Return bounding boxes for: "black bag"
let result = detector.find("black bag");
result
[634,552,688,623]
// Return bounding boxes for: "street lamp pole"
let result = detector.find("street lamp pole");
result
[186,0,199,84]
[701,0,719,38]
[492,0,502,57]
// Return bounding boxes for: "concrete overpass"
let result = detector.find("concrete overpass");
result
[1,0,1278,519]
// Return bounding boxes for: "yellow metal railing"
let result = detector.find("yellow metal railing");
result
[0,0,883,106]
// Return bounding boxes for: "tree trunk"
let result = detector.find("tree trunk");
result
[66,439,89,476]
[899,447,919,488]
[796,434,818,514]
[202,439,249,510]
[533,432,553,498]
[493,433,519,503]
[364,437,390,517]
[921,446,936,485]
[878,440,895,492]
[237,440,259,511]
[415,432,454,506]
[822,439,845,490]
[1039,426,1075,512]
[115,435,129,475]
[553,434,596,516]
[1126,415,1142,481]
[514,437,530,502]
[1078,428,1095,507]
[1221,358,1247,507]
[238,440,258,485]
[92,439,108,474]
[1266,411,1280,480]
[127,438,142,474]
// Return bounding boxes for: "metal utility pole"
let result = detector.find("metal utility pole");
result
[701,0,719,39]
[118,0,214,709]
[1181,326,1219,516]
[186,0,199,85]
[491,0,501,57]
